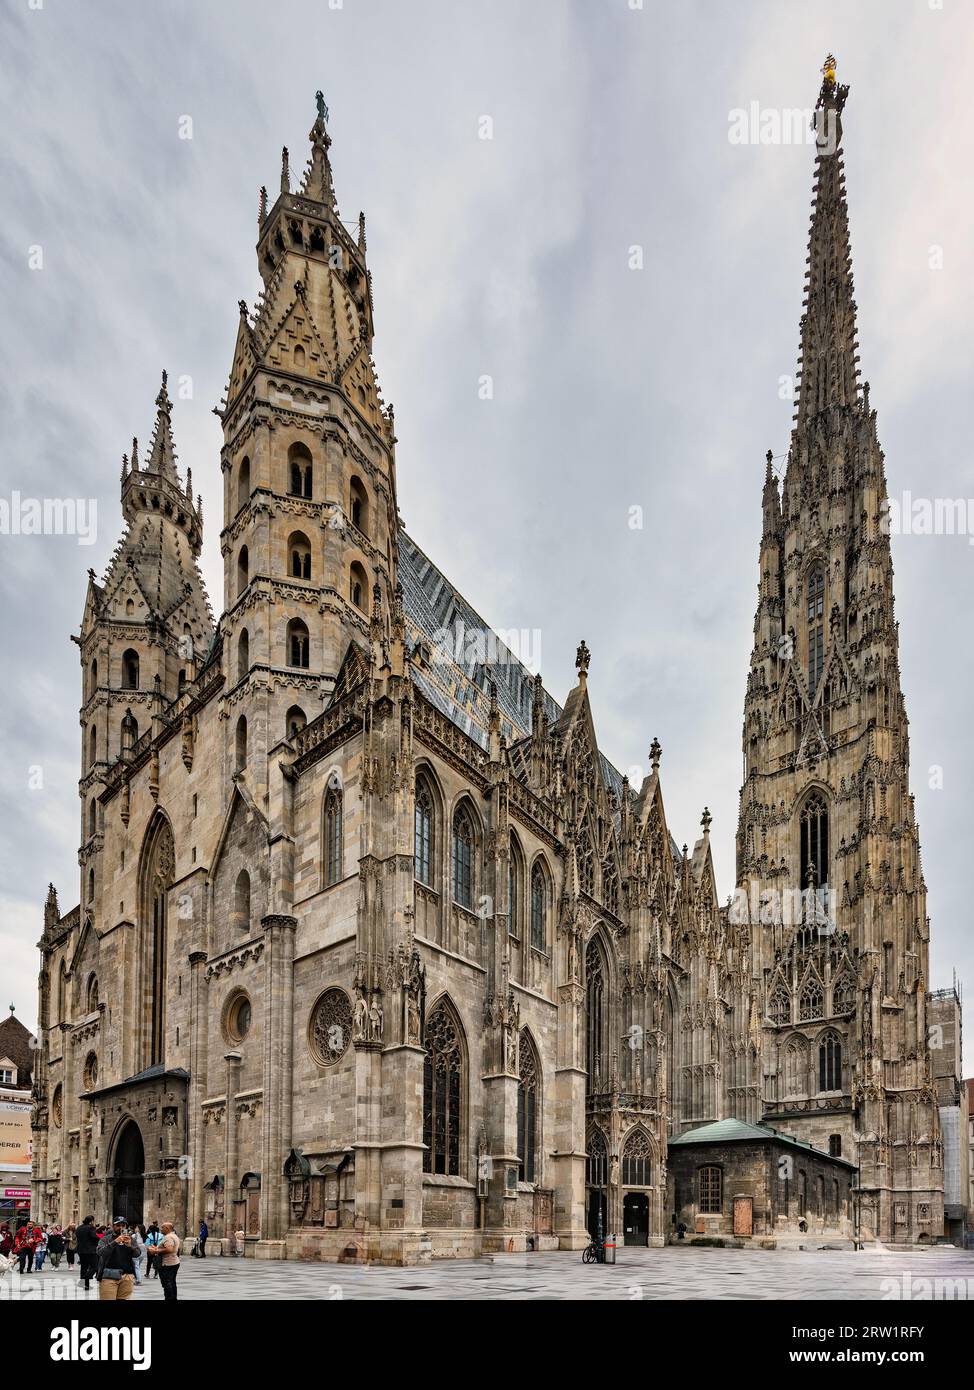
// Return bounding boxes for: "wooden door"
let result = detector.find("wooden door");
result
[733,1195,753,1236]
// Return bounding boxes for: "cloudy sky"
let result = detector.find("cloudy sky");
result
[1,0,972,1067]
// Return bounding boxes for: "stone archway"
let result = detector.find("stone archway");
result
[112,1120,145,1227]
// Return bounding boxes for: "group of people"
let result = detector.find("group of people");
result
[0,1216,184,1300]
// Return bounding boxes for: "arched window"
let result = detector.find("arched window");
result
[139,813,174,1067]
[90,658,98,696]
[237,457,251,513]
[423,1000,464,1176]
[86,974,99,1013]
[414,778,433,886]
[324,786,343,886]
[237,546,249,598]
[807,566,825,695]
[530,862,547,951]
[508,835,521,937]
[622,1129,652,1187]
[586,1129,607,1187]
[122,649,139,690]
[828,1133,842,1158]
[235,715,247,772]
[799,976,824,1021]
[88,724,97,768]
[234,870,251,933]
[585,937,607,1086]
[349,477,369,536]
[88,868,95,903]
[287,618,310,669]
[602,857,620,916]
[798,1170,807,1216]
[517,1030,540,1183]
[288,441,313,499]
[88,799,97,838]
[237,628,249,682]
[699,1165,722,1214]
[349,562,368,612]
[451,804,474,908]
[285,705,306,740]
[578,829,595,897]
[288,531,311,580]
[769,987,790,1025]
[832,973,854,1014]
[819,1031,842,1091]
[57,962,67,1023]
[121,710,138,752]
[799,792,829,890]
[785,1037,808,1095]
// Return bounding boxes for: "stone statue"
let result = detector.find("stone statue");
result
[353,987,368,1042]
[369,995,383,1042]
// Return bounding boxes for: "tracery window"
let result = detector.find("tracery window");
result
[769,988,790,1025]
[799,977,824,1021]
[699,1165,722,1214]
[819,1031,842,1092]
[577,831,595,897]
[451,805,474,909]
[423,1001,464,1176]
[517,1029,540,1183]
[785,1037,807,1095]
[414,779,433,886]
[799,792,829,890]
[309,988,353,1066]
[508,835,521,937]
[324,786,343,886]
[585,938,607,1086]
[586,1129,607,1187]
[530,862,546,951]
[807,566,825,695]
[622,1128,652,1187]
[831,973,854,1014]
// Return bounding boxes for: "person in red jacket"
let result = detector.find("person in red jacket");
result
[13,1225,36,1274]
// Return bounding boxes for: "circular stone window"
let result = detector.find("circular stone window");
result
[83,1052,98,1090]
[51,1083,63,1129]
[222,990,253,1045]
[309,988,353,1066]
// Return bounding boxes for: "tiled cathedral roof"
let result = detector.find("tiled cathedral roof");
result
[398,529,626,802]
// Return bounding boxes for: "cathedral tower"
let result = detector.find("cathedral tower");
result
[218,93,398,804]
[78,375,212,924]
[736,59,943,1242]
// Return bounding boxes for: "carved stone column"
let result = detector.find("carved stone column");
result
[256,913,296,1257]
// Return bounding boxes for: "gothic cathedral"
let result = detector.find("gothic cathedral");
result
[31,64,947,1260]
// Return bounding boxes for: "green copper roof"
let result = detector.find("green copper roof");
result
[668,1118,856,1169]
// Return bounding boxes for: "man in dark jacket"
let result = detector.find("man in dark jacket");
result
[75,1215,100,1291]
[96,1220,138,1301]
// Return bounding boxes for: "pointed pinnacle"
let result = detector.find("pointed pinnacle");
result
[281,146,290,194]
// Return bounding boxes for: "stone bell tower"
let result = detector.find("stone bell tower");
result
[217,92,399,800]
[736,58,943,1242]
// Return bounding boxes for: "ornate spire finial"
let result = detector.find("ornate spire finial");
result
[316,89,329,124]
[131,436,139,470]
[258,185,268,227]
[575,639,591,680]
[701,806,712,835]
[280,146,290,194]
[650,737,661,772]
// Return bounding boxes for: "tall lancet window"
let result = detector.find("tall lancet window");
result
[807,566,825,696]
[139,815,175,1069]
[799,792,829,890]
[585,937,607,1088]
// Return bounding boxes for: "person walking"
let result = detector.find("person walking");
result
[197,1218,208,1258]
[64,1223,77,1269]
[96,1220,137,1301]
[33,1228,49,1270]
[47,1227,65,1269]
[13,1226,33,1274]
[130,1223,146,1286]
[144,1222,162,1278]
[76,1215,100,1291]
[157,1222,180,1301]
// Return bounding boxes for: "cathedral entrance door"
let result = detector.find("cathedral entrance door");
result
[112,1120,145,1227]
[623,1192,649,1246]
[733,1196,753,1236]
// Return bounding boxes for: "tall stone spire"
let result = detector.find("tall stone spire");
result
[793,56,860,430]
[300,90,339,213]
[143,369,179,482]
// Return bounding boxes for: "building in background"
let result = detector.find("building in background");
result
[966,1078,974,1246]
[0,1009,35,1228]
[927,983,968,1244]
